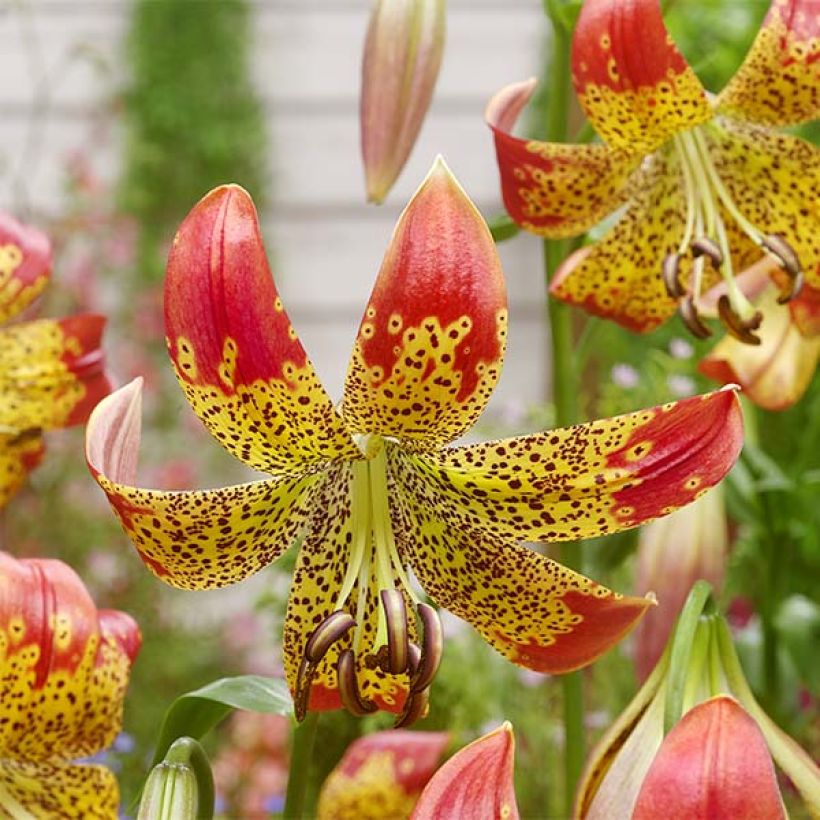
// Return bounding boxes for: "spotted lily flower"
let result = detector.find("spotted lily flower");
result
[317,729,449,819]
[86,160,742,727]
[486,0,819,342]
[0,551,141,818]
[0,211,110,506]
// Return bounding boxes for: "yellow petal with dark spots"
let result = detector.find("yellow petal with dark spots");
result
[704,119,820,289]
[0,761,119,819]
[165,185,359,475]
[485,79,639,238]
[571,0,711,154]
[0,211,51,325]
[0,431,43,509]
[717,0,820,126]
[0,552,140,766]
[0,315,110,433]
[392,388,743,545]
[86,380,320,589]
[343,159,507,449]
[393,489,651,674]
[550,149,686,332]
[283,463,415,715]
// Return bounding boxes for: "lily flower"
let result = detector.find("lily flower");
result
[576,599,820,818]
[317,729,449,819]
[0,211,111,506]
[486,0,819,342]
[699,258,820,411]
[361,0,446,204]
[633,485,728,681]
[86,160,743,727]
[410,723,518,819]
[0,550,141,818]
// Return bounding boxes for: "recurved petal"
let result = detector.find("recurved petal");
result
[571,0,711,154]
[394,388,743,545]
[0,431,44,509]
[283,462,416,716]
[394,488,651,674]
[632,697,786,820]
[343,159,507,449]
[705,119,820,290]
[165,185,359,475]
[550,149,686,333]
[410,723,519,820]
[700,287,820,411]
[0,211,51,324]
[485,79,639,238]
[317,729,450,820]
[0,551,141,763]
[86,380,320,589]
[0,760,119,819]
[0,315,110,432]
[717,0,820,126]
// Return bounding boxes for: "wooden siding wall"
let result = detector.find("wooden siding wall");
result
[0,0,549,412]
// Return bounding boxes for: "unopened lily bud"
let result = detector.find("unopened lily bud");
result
[360,0,446,203]
[138,737,213,820]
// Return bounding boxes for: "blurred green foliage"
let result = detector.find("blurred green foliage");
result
[119,0,267,282]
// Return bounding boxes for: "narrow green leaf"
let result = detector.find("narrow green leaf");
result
[151,675,293,767]
[487,212,521,243]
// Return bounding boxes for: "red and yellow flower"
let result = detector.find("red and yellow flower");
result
[0,551,141,818]
[487,0,819,342]
[86,160,742,726]
[317,729,449,819]
[0,211,111,506]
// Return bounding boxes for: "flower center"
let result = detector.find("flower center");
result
[294,437,442,726]
[667,124,802,344]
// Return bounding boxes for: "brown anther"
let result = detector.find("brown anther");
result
[678,296,713,340]
[691,237,723,268]
[304,611,356,664]
[394,685,431,729]
[662,253,685,298]
[761,233,802,279]
[410,603,443,694]
[380,589,409,675]
[717,295,763,345]
[407,642,422,676]
[295,611,356,721]
[337,649,377,717]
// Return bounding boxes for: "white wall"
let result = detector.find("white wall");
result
[0,0,551,414]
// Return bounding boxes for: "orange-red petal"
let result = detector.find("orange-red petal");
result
[717,0,820,126]
[0,211,51,324]
[633,697,786,820]
[0,551,141,763]
[396,388,744,543]
[571,0,711,154]
[317,730,449,820]
[485,79,639,238]
[343,159,507,449]
[410,723,519,820]
[790,281,820,337]
[0,315,110,432]
[165,185,359,475]
[86,379,321,590]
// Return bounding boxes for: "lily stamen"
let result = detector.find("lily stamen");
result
[679,296,713,340]
[691,237,723,268]
[717,295,763,345]
[662,253,685,299]
[410,602,443,694]
[380,588,410,675]
[395,685,431,729]
[337,649,377,716]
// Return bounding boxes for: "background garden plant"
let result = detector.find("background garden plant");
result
[0,0,817,817]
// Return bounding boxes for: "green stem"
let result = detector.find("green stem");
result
[540,5,584,813]
[283,713,320,819]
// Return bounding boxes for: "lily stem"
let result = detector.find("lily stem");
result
[283,712,320,819]
[540,4,584,814]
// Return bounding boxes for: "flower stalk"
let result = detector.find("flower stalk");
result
[283,712,320,820]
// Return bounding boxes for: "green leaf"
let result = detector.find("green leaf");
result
[487,212,521,243]
[151,675,293,767]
